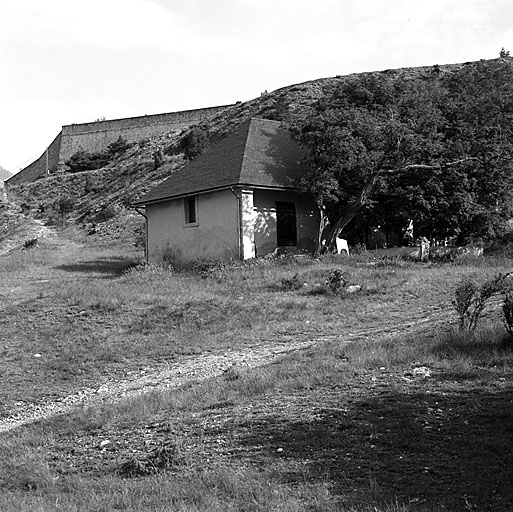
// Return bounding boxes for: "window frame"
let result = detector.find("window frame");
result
[183,195,198,227]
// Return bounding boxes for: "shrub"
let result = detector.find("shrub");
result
[83,174,99,194]
[117,439,182,477]
[502,292,513,339]
[53,195,75,218]
[66,150,110,172]
[179,125,209,160]
[279,273,304,291]
[92,204,117,223]
[453,273,511,331]
[133,224,146,248]
[326,269,349,293]
[153,148,166,169]
[23,238,38,250]
[106,136,130,155]
[67,137,129,173]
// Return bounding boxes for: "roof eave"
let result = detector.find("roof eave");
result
[132,182,304,206]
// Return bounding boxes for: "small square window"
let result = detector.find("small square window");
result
[184,195,197,225]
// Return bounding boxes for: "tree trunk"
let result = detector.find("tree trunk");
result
[323,171,381,252]
[318,158,481,254]
[314,208,328,256]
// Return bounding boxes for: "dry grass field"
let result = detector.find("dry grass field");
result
[1,236,513,511]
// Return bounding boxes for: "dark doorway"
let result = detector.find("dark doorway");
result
[276,201,297,246]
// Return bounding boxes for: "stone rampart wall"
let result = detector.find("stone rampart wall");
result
[59,105,232,162]
[6,132,62,188]
[7,104,233,187]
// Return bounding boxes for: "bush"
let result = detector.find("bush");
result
[453,273,512,331]
[83,174,99,194]
[53,195,75,218]
[107,136,130,155]
[65,138,129,173]
[179,125,209,160]
[502,292,513,339]
[117,439,182,477]
[92,204,117,223]
[279,273,304,291]
[66,150,110,172]
[326,269,349,293]
[23,238,38,250]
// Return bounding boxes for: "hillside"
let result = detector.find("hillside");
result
[2,58,509,253]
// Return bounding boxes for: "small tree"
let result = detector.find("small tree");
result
[107,136,130,155]
[153,148,166,169]
[179,125,209,160]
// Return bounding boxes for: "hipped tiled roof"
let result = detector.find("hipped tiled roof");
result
[134,118,308,205]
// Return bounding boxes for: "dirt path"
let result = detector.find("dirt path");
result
[0,305,453,434]
[0,231,459,435]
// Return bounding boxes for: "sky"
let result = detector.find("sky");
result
[1,0,512,174]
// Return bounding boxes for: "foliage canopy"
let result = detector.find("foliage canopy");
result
[290,59,513,250]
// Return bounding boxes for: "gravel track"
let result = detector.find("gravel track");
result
[0,306,454,434]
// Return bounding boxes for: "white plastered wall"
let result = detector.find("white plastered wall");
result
[240,189,256,259]
[253,189,319,256]
[145,189,239,264]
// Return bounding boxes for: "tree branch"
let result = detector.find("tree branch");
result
[322,156,484,252]
[381,156,484,175]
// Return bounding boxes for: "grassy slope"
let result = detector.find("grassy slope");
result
[0,238,494,410]
[1,242,513,510]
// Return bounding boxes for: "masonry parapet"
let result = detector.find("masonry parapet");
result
[7,104,234,188]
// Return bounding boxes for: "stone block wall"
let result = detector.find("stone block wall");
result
[6,132,62,187]
[59,105,233,162]
[6,104,233,188]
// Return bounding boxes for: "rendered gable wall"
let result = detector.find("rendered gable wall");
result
[145,188,239,264]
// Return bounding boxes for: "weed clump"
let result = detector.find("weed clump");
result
[279,273,304,291]
[326,269,349,293]
[23,238,38,250]
[117,439,182,477]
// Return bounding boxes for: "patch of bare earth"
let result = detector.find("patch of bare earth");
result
[48,356,513,511]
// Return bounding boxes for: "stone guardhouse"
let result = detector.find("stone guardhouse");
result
[133,118,320,264]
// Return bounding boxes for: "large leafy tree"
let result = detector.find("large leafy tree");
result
[290,59,513,252]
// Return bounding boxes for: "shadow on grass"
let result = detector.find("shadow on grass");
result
[228,387,513,511]
[434,339,513,356]
[54,256,140,277]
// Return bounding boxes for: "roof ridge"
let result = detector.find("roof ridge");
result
[239,118,255,183]
[248,117,281,124]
